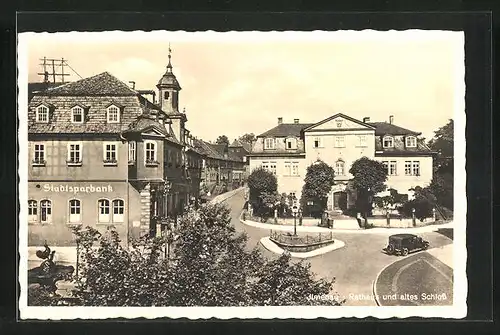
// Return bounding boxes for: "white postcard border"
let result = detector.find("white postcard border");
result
[18,30,467,320]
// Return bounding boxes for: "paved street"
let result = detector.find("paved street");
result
[225,191,454,306]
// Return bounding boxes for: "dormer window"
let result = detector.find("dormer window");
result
[406,136,417,148]
[286,137,297,150]
[383,136,394,148]
[71,106,84,124]
[264,138,276,150]
[35,105,49,123]
[107,105,120,123]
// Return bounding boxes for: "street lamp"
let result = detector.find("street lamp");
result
[292,205,298,236]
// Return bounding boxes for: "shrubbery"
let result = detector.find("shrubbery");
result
[67,202,344,306]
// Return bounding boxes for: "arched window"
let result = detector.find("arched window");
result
[335,160,345,176]
[40,200,52,223]
[35,105,49,123]
[28,200,38,222]
[164,91,170,99]
[98,199,110,223]
[383,136,394,148]
[71,106,84,123]
[69,199,82,223]
[112,199,124,222]
[107,106,120,123]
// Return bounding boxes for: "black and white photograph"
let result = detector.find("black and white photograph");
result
[17,30,466,319]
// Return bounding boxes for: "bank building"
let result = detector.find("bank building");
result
[26,51,245,251]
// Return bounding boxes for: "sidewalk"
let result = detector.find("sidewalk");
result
[426,244,454,269]
[241,217,454,235]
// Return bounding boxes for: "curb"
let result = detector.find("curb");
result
[259,236,346,259]
[240,218,453,235]
[209,187,245,204]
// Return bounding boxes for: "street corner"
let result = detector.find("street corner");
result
[374,252,453,306]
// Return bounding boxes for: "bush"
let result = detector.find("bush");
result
[71,203,345,307]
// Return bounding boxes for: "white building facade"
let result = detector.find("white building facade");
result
[248,114,435,212]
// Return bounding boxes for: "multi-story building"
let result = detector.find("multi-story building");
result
[248,114,435,212]
[228,139,252,182]
[197,141,245,192]
[26,51,240,248]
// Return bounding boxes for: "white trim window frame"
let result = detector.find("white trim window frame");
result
[334,136,345,148]
[389,161,397,176]
[145,140,158,166]
[412,161,420,176]
[264,138,276,150]
[404,161,412,175]
[269,162,277,175]
[103,142,118,166]
[313,137,322,148]
[112,199,125,223]
[335,160,345,176]
[406,136,417,148]
[68,199,82,224]
[67,142,83,166]
[284,161,291,176]
[28,200,38,223]
[357,135,367,147]
[286,137,297,150]
[40,199,52,224]
[383,136,394,148]
[98,199,111,223]
[71,106,84,124]
[291,162,299,176]
[128,141,136,165]
[107,105,120,123]
[33,143,46,166]
[35,105,49,123]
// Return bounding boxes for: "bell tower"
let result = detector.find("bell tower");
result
[157,44,182,114]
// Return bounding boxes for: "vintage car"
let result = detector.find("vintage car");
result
[384,233,429,256]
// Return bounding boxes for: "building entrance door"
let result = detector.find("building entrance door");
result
[333,191,348,211]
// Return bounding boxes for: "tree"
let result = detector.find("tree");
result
[349,157,388,227]
[427,119,454,211]
[428,119,453,173]
[216,135,229,147]
[301,160,336,218]
[69,203,344,306]
[398,187,435,221]
[247,167,278,219]
[238,133,256,144]
[373,188,407,225]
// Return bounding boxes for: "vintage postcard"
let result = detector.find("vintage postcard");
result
[18,30,466,319]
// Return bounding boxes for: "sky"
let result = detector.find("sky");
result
[22,31,464,142]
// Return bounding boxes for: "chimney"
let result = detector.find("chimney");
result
[278,117,283,125]
[128,81,136,90]
[294,119,299,124]
[363,117,370,123]
[389,115,394,124]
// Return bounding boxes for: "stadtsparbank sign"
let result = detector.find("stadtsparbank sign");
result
[43,184,113,194]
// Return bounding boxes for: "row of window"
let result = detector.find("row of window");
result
[32,141,206,169]
[382,160,421,176]
[28,199,125,224]
[263,135,418,150]
[260,160,421,177]
[32,141,159,167]
[35,105,121,124]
